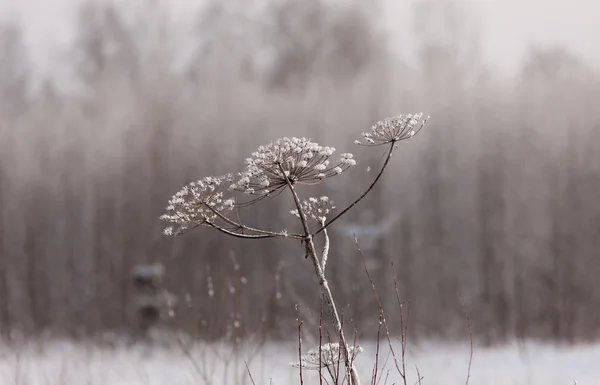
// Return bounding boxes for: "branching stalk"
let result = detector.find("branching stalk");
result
[203,221,275,239]
[205,204,304,239]
[161,114,429,385]
[283,167,360,385]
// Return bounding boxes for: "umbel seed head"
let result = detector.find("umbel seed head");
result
[356,113,429,146]
[290,196,335,223]
[160,174,235,236]
[234,137,356,198]
[293,343,364,370]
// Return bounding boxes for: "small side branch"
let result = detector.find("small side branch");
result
[206,204,304,239]
[281,162,360,385]
[312,144,395,237]
[355,236,406,382]
[244,361,257,385]
[298,320,305,385]
[205,222,275,239]
[458,295,473,385]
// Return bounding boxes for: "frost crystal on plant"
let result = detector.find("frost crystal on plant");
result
[293,343,363,370]
[290,196,335,223]
[357,113,429,146]
[160,174,235,236]
[234,137,355,198]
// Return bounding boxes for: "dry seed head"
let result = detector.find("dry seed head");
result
[160,174,235,236]
[290,196,335,223]
[292,343,364,370]
[234,137,356,198]
[357,113,429,146]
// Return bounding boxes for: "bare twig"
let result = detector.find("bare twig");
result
[319,296,324,385]
[382,370,390,385]
[337,311,345,384]
[372,310,383,385]
[391,262,410,385]
[457,294,473,385]
[171,318,212,383]
[352,326,360,382]
[355,236,405,381]
[414,366,423,385]
[244,361,257,385]
[298,319,305,385]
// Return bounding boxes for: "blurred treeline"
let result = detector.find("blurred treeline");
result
[1,0,599,346]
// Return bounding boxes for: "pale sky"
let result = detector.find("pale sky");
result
[0,0,598,75]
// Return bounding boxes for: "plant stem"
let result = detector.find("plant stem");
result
[320,217,329,272]
[205,205,304,239]
[287,181,361,385]
[312,143,395,237]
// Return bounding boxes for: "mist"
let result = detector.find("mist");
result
[1,0,599,349]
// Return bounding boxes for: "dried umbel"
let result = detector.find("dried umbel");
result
[293,342,364,371]
[356,113,429,146]
[160,112,429,385]
[291,196,335,223]
[234,137,356,199]
[160,174,235,236]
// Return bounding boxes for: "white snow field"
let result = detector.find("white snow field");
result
[0,339,598,385]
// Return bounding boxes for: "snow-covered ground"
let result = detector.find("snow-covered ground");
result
[0,339,597,384]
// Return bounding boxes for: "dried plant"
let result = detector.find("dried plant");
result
[160,113,429,384]
[161,174,236,236]
[355,113,428,147]
[234,137,356,201]
[293,342,364,370]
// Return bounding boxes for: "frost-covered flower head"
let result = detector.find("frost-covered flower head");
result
[356,113,429,146]
[234,137,356,197]
[290,196,335,223]
[293,343,363,370]
[160,174,235,236]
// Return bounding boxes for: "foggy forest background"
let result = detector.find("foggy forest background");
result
[1,0,599,347]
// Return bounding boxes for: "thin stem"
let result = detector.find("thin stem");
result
[415,366,423,385]
[284,173,360,385]
[312,143,395,237]
[320,217,330,272]
[206,204,304,239]
[372,310,383,385]
[244,361,257,385]
[171,211,274,239]
[355,236,405,381]
[392,262,410,385]
[319,296,324,385]
[298,320,304,385]
[204,221,274,239]
[458,295,473,385]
